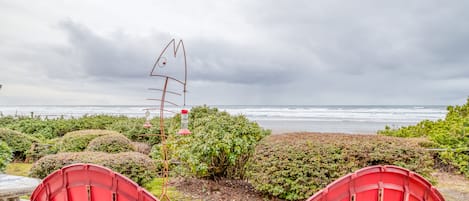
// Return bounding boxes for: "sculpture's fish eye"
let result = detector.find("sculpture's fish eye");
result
[158,57,167,68]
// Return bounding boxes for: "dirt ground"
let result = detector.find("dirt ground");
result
[171,171,469,201]
[172,178,285,201]
[433,171,469,201]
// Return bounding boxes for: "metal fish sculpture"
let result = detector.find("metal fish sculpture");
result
[145,39,189,201]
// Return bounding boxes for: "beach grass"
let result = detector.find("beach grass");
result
[5,162,33,177]
[143,178,193,201]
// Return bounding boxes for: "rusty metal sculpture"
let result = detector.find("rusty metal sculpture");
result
[144,39,189,201]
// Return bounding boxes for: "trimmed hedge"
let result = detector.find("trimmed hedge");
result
[132,142,151,155]
[86,134,135,153]
[58,129,120,152]
[247,133,434,201]
[0,128,39,161]
[30,152,157,185]
[0,141,12,172]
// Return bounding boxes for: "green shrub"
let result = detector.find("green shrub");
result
[149,143,180,174]
[379,98,469,177]
[168,106,270,179]
[0,116,16,127]
[5,118,71,139]
[106,117,163,145]
[150,144,163,160]
[86,134,135,153]
[30,152,157,185]
[0,128,40,161]
[149,144,169,173]
[26,139,59,162]
[0,141,12,172]
[247,133,434,201]
[73,115,128,130]
[58,129,120,152]
[4,115,128,139]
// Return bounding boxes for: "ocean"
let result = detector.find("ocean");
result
[0,105,447,134]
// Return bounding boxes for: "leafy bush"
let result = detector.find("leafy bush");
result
[150,144,163,160]
[379,98,469,177]
[0,116,16,127]
[0,114,162,144]
[0,141,12,172]
[0,128,40,161]
[168,106,271,179]
[86,134,135,153]
[5,118,77,139]
[149,144,168,173]
[30,152,157,185]
[106,117,162,145]
[58,129,120,152]
[247,133,434,201]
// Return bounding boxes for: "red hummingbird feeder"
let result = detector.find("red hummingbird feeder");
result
[178,109,191,135]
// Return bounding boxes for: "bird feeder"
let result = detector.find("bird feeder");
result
[143,110,152,128]
[178,109,191,135]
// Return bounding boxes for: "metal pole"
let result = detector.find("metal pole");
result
[159,77,170,201]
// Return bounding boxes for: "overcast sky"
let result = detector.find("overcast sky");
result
[0,0,468,106]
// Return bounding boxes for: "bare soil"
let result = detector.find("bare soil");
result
[172,178,285,201]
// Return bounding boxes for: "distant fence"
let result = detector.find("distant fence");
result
[0,112,144,119]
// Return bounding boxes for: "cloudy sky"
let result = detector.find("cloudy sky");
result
[0,0,468,106]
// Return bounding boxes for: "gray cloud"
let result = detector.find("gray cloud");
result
[240,0,469,78]
[56,20,163,79]
[1,0,468,105]
[56,21,305,85]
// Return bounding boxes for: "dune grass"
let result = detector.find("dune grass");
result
[143,178,193,201]
[5,162,33,177]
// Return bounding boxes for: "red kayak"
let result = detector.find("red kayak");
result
[306,165,445,201]
[31,164,159,201]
